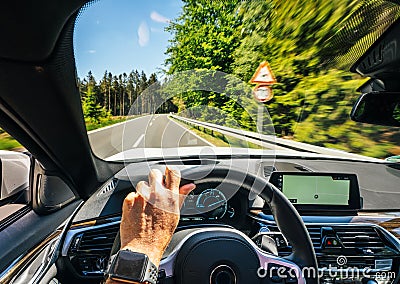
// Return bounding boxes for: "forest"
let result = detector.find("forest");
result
[76,0,399,159]
[79,70,161,122]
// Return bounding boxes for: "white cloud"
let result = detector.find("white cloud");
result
[138,21,150,47]
[88,50,96,54]
[150,27,161,33]
[150,11,170,23]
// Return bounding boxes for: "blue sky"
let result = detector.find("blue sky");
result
[74,0,182,81]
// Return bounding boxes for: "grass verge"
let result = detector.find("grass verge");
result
[0,116,136,151]
[0,131,23,151]
[85,116,134,131]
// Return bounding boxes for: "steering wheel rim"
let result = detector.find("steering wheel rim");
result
[111,165,319,284]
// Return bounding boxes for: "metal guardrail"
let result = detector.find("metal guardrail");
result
[170,115,382,162]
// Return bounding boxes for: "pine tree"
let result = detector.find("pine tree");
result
[82,85,110,123]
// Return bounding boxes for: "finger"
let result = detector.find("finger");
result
[178,183,196,208]
[120,192,145,247]
[179,183,196,196]
[165,166,181,193]
[122,192,145,215]
[149,169,164,205]
[123,192,139,210]
[132,193,146,211]
[148,169,163,187]
[136,181,151,201]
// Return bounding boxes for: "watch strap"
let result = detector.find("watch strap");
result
[143,258,158,284]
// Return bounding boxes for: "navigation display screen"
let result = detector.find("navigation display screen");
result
[269,172,361,211]
[282,175,350,205]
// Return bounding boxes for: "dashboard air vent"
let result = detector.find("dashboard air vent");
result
[73,224,119,253]
[334,226,385,248]
[263,166,275,178]
[267,224,322,248]
[97,179,117,196]
[306,225,322,248]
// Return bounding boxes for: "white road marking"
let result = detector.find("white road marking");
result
[132,134,145,148]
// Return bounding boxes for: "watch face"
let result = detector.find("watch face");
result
[112,250,148,281]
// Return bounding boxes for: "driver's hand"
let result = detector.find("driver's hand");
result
[119,167,195,267]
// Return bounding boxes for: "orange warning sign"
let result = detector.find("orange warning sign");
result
[250,61,277,84]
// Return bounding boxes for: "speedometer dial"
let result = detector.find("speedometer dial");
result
[196,188,228,219]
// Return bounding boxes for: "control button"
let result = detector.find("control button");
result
[95,256,107,271]
[158,269,167,280]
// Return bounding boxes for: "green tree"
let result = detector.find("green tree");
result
[100,70,111,111]
[111,76,120,115]
[165,0,242,74]
[231,0,361,136]
[164,1,265,130]
[82,85,110,123]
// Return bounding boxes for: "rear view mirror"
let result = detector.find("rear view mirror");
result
[351,92,400,127]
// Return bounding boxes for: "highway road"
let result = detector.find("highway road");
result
[88,114,382,162]
[88,114,212,158]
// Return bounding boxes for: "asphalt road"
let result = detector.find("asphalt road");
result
[88,114,211,158]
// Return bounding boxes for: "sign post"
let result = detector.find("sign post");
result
[249,61,277,132]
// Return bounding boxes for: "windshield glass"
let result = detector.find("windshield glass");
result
[75,0,400,161]
[74,0,400,209]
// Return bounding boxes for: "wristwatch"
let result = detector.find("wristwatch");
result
[106,249,158,284]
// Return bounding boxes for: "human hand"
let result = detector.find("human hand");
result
[119,167,195,266]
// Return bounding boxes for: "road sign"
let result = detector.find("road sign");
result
[253,84,273,102]
[250,61,276,84]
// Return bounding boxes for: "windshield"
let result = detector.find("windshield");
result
[75,0,400,161]
[74,0,400,209]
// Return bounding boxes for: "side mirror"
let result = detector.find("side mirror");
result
[350,92,400,127]
[0,151,30,202]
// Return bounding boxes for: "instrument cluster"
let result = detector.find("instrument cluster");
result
[180,184,239,222]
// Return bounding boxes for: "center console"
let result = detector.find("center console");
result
[252,172,400,283]
[253,222,399,284]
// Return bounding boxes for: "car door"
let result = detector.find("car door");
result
[0,148,81,283]
[0,2,122,282]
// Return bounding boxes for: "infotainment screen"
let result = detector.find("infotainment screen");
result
[282,175,350,205]
[269,172,361,211]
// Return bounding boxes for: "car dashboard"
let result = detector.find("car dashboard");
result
[60,156,400,284]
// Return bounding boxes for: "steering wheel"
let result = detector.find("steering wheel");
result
[112,166,318,284]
